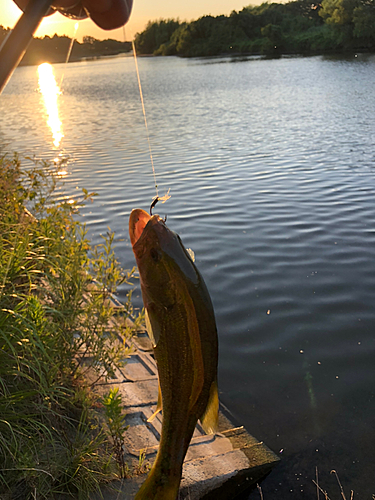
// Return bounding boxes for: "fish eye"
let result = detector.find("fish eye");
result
[150,248,159,262]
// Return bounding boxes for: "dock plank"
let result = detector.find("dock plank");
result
[91,333,279,499]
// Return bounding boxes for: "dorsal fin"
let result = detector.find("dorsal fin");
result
[186,248,195,262]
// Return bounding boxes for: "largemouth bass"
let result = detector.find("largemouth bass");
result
[129,208,219,500]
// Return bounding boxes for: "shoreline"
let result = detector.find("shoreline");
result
[16,48,375,68]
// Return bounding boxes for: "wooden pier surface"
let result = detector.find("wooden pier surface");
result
[91,328,280,500]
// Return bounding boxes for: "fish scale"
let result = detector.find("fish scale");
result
[129,208,219,500]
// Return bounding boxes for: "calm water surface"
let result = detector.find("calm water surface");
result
[1,53,375,498]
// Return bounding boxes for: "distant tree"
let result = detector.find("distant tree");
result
[170,15,246,56]
[134,19,180,54]
[129,0,375,57]
[249,2,288,27]
[285,0,323,21]
[171,24,193,55]
[18,32,131,66]
[319,0,362,45]
[353,0,375,42]
[260,23,284,53]
[83,35,98,44]
[0,25,11,43]
[261,23,283,41]
[230,8,261,39]
[319,0,358,24]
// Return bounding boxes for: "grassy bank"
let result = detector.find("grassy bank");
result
[0,154,143,498]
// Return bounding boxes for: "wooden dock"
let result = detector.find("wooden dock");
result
[91,329,280,499]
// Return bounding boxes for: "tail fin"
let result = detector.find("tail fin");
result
[134,466,181,500]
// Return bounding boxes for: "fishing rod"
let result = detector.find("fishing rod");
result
[0,0,54,93]
[0,0,87,94]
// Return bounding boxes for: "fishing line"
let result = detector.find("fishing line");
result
[130,37,159,199]
[60,21,79,87]
[126,31,171,207]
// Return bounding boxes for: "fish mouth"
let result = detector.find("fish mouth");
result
[129,209,152,246]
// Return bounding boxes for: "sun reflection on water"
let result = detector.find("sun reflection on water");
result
[38,63,63,148]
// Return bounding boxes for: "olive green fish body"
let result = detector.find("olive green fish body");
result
[129,209,219,500]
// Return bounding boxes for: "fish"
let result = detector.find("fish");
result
[129,208,219,500]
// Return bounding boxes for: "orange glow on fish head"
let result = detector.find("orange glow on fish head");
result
[129,209,175,309]
[129,208,151,247]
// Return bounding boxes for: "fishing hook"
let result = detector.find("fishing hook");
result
[150,197,159,215]
[150,197,167,222]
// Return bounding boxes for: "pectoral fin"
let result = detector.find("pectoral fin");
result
[200,380,219,435]
[147,379,162,422]
[145,307,161,347]
[186,248,195,262]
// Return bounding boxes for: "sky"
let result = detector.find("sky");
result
[0,0,260,42]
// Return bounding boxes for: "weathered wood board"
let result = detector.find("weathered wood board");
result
[91,331,280,500]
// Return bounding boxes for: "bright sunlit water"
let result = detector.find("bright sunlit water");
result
[1,53,375,498]
[37,63,63,147]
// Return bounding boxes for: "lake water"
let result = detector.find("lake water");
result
[1,53,375,499]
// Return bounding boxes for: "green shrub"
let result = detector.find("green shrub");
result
[102,387,129,478]
[0,153,143,498]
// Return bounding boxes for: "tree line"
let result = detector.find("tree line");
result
[1,0,373,64]
[0,26,132,65]
[134,0,375,57]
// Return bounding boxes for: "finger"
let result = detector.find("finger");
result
[52,2,88,19]
[54,0,80,7]
[13,0,84,17]
[13,0,55,16]
[81,0,112,13]
[82,0,133,30]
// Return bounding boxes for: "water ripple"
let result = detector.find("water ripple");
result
[2,54,375,498]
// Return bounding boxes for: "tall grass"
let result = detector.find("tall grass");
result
[0,153,143,498]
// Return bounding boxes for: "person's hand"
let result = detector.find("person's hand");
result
[13,0,133,30]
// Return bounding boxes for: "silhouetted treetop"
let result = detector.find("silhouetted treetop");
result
[134,0,375,56]
[0,26,132,66]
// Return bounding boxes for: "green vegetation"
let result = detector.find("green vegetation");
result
[0,153,143,498]
[102,388,129,478]
[134,0,375,57]
[0,25,132,65]
[1,0,374,64]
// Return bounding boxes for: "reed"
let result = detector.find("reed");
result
[0,153,143,498]
[255,469,356,500]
